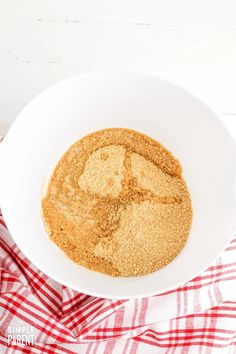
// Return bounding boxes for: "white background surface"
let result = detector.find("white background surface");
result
[0,1,236,137]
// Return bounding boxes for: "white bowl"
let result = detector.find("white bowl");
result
[1,71,236,299]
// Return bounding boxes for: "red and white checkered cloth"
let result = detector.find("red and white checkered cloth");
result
[1,211,236,354]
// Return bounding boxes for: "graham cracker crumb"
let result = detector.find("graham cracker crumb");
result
[42,128,192,277]
[78,145,125,198]
[100,152,109,160]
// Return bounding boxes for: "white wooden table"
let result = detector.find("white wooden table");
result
[0,0,236,137]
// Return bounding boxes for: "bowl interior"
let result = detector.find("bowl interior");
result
[1,72,236,298]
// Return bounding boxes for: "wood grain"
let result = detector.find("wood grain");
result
[0,1,236,135]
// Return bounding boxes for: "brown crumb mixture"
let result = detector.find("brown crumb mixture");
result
[42,128,192,277]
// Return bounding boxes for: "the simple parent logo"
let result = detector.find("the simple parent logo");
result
[7,325,35,346]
